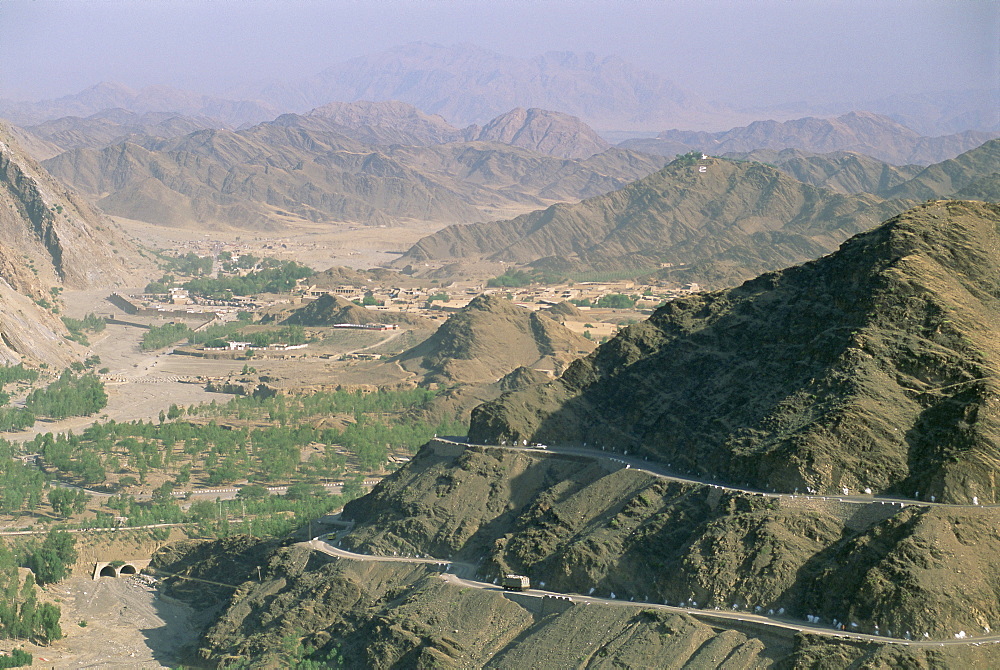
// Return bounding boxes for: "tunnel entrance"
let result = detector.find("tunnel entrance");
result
[99,566,117,577]
[119,564,137,575]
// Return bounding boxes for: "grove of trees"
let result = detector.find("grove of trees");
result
[24,371,107,419]
[0,530,71,644]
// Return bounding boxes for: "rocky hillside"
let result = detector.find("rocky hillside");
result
[474,107,611,159]
[622,111,999,165]
[395,294,594,386]
[152,206,1000,665]
[398,154,907,286]
[470,201,1000,505]
[0,123,147,365]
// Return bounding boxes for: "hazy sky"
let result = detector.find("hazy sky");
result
[1,0,997,106]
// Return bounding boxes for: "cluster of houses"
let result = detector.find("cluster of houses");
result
[202,342,309,352]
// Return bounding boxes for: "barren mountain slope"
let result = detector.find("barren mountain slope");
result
[175,441,1000,666]
[42,127,479,229]
[470,201,1000,506]
[883,138,1000,201]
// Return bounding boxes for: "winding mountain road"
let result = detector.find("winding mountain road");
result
[301,438,1000,648]
[441,438,995,509]
[305,534,1000,648]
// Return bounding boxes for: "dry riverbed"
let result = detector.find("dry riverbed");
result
[1,575,206,668]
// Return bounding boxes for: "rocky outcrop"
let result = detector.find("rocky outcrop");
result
[0,124,143,290]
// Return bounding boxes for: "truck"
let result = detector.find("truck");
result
[502,574,530,591]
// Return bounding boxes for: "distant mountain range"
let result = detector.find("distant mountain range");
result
[39,105,668,230]
[13,108,226,159]
[3,45,996,137]
[20,101,617,162]
[239,43,741,131]
[397,153,910,286]
[621,111,998,165]
[397,139,1000,286]
[25,93,997,240]
[0,81,280,129]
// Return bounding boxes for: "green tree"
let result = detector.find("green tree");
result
[28,530,76,585]
[35,603,61,643]
[47,488,87,517]
[237,484,270,501]
[0,648,33,667]
[596,294,635,309]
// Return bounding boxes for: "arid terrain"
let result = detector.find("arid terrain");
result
[0,12,997,666]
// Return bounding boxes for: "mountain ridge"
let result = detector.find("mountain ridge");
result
[40,119,667,230]
[395,293,594,386]
[469,200,1000,506]
[242,42,743,131]
[621,111,999,165]
[397,154,908,287]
